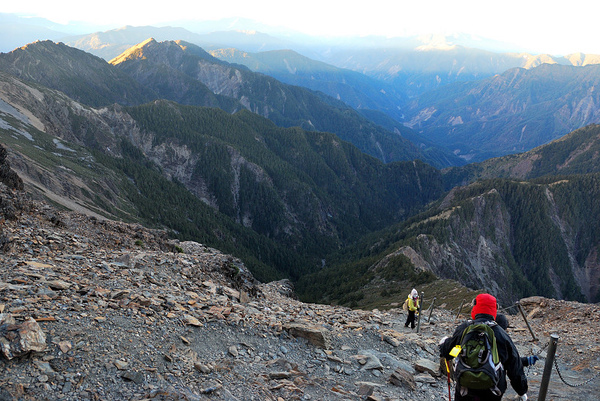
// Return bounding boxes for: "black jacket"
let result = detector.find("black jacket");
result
[440,314,528,397]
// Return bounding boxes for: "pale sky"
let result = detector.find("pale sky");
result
[4,0,600,55]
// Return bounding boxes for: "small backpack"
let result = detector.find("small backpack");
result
[453,320,503,394]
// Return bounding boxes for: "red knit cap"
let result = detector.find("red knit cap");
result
[471,293,497,319]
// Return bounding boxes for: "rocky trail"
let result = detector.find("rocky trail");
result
[0,184,599,401]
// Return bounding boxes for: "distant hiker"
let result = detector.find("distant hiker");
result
[439,293,528,400]
[496,313,540,368]
[404,289,420,329]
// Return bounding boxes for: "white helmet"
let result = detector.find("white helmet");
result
[410,289,418,298]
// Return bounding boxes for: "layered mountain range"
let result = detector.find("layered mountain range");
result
[8,22,600,163]
[1,32,600,306]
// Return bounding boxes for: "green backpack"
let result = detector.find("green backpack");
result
[453,321,504,393]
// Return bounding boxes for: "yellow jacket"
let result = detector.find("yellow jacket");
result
[407,296,419,312]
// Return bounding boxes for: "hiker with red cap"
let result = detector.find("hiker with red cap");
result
[439,293,528,401]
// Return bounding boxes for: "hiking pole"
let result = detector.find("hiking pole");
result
[538,334,559,401]
[428,297,436,323]
[416,291,424,333]
[444,359,452,401]
[455,299,465,321]
[516,301,538,341]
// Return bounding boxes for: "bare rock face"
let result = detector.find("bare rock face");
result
[0,145,23,191]
[0,315,46,359]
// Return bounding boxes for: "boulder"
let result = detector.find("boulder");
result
[0,315,47,360]
[415,358,441,377]
[283,322,330,349]
[356,352,384,371]
[389,367,416,391]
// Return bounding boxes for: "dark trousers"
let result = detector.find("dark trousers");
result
[405,310,416,328]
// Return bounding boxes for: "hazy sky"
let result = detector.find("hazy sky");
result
[4,0,599,55]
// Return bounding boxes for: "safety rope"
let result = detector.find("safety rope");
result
[524,341,600,388]
[553,357,600,387]
[498,304,518,314]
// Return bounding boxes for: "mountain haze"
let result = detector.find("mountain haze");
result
[320,45,600,98]
[209,48,409,121]
[0,13,70,53]
[66,25,213,61]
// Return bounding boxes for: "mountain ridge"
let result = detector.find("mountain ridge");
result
[0,39,437,166]
[209,47,410,122]
[404,63,600,162]
[0,40,156,108]
[107,38,429,165]
[8,27,600,166]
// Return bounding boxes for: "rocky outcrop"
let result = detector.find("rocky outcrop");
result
[0,144,22,190]
[396,188,516,304]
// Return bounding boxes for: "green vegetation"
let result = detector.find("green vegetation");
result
[124,101,445,268]
[301,174,599,307]
[443,124,600,188]
[92,139,296,283]
[0,41,154,107]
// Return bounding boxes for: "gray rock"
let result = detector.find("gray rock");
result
[415,373,437,384]
[33,360,55,374]
[121,370,145,384]
[283,322,331,349]
[415,358,440,377]
[389,367,416,391]
[357,352,383,371]
[359,349,413,373]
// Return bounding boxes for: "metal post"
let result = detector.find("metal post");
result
[455,299,465,321]
[538,334,559,401]
[516,301,538,341]
[428,297,436,323]
[416,291,424,333]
